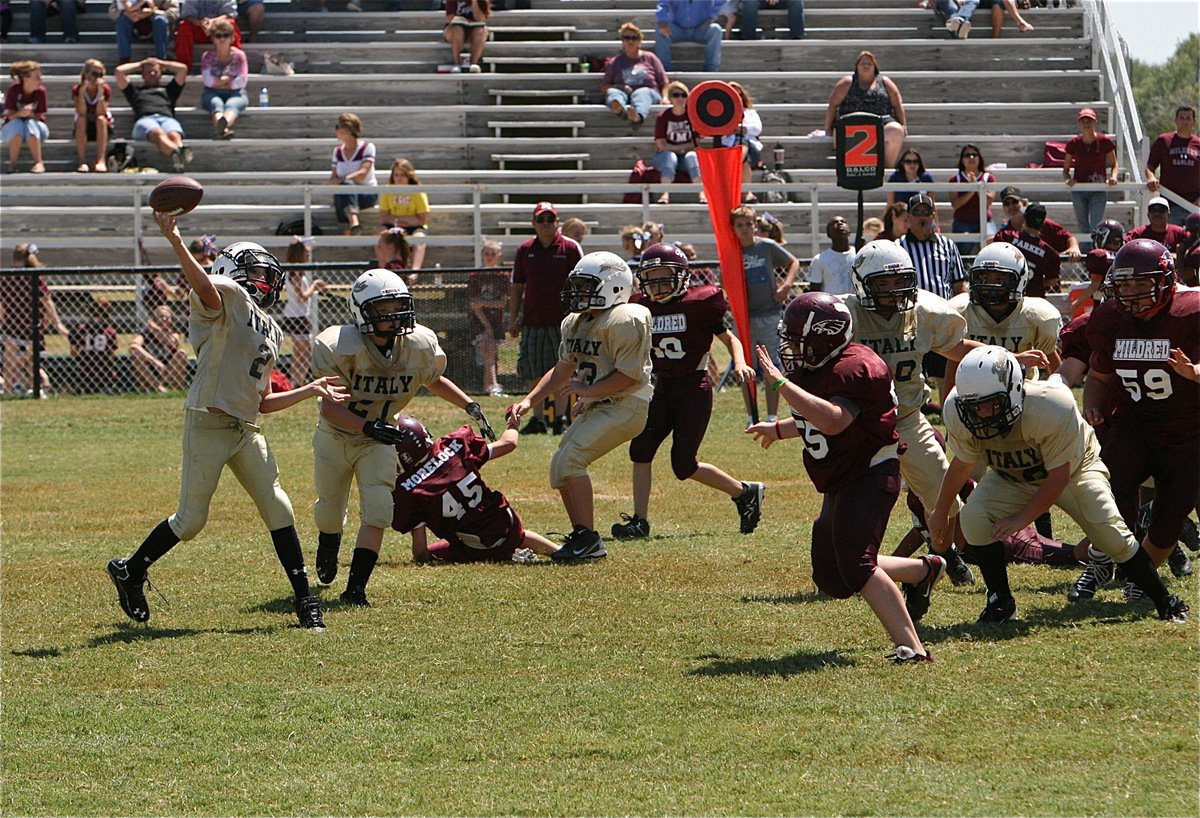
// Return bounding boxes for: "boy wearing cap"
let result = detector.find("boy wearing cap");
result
[507,201,584,433]
[1126,197,1189,254]
[1063,106,1118,235]
[1145,105,1199,226]
[992,203,1061,298]
[993,186,1080,261]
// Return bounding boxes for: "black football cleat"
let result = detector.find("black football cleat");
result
[733,481,765,534]
[550,527,607,562]
[1067,555,1115,602]
[1157,595,1189,623]
[611,514,650,540]
[339,586,370,607]
[519,416,548,435]
[942,548,976,586]
[902,554,946,623]
[977,593,1017,625]
[315,540,340,585]
[107,557,151,623]
[296,595,326,630]
[1168,545,1193,578]
[886,645,934,664]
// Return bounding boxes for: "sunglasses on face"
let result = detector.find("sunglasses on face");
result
[903,159,919,165]
[621,35,640,41]
[1149,206,1169,213]
[962,152,980,158]
[212,33,232,39]
[87,71,103,78]
[669,92,687,99]
[534,215,557,224]
[911,208,933,217]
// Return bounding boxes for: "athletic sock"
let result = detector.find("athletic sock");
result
[129,519,181,576]
[318,531,342,552]
[270,526,312,599]
[346,547,379,591]
[971,541,1011,599]
[1116,545,1170,608]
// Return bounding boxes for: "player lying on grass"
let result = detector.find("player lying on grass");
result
[388,414,560,563]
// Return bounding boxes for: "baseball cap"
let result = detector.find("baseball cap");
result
[999,185,1023,203]
[1077,107,1098,121]
[1147,196,1170,211]
[908,193,935,214]
[1024,202,1047,229]
[532,201,557,218]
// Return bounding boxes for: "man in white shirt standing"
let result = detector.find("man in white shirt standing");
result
[807,216,856,296]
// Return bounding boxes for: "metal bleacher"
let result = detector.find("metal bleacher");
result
[0,0,1153,266]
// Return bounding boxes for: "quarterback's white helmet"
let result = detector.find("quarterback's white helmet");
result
[561,251,633,312]
[954,345,1025,439]
[349,268,415,338]
[851,240,918,312]
[969,243,1031,307]
[211,241,284,307]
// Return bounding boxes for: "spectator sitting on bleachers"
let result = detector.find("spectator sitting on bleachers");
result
[677,241,718,286]
[176,0,240,71]
[561,218,590,246]
[3,60,48,173]
[601,22,668,128]
[115,57,192,172]
[755,211,785,244]
[986,0,1033,36]
[28,0,79,43]
[469,240,508,397]
[1125,196,1189,254]
[0,243,68,397]
[734,0,805,40]
[878,201,909,241]
[886,147,934,208]
[642,221,665,248]
[936,0,978,38]
[379,157,429,270]
[444,0,489,73]
[992,185,1080,260]
[72,60,112,173]
[652,80,704,206]
[330,112,378,236]
[375,227,414,284]
[947,142,996,253]
[283,238,326,382]
[619,224,646,262]
[807,216,855,295]
[825,50,907,168]
[238,0,264,42]
[654,0,723,73]
[69,297,119,394]
[1063,107,1117,235]
[918,0,1032,38]
[200,18,248,139]
[129,304,188,392]
[112,0,177,63]
[720,81,762,203]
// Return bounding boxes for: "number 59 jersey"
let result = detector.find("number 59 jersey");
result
[1085,289,1200,441]
[312,323,446,438]
[391,425,515,549]
[632,285,730,379]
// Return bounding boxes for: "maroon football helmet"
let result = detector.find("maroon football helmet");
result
[778,292,854,372]
[1106,238,1175,317]
[1184,210,1200,241]
[1090,219,1126,252]
[392,415,434,472]
[637,242,690,302]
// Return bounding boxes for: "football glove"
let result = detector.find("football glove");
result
[362,420,407,445]
[465,401,496,441]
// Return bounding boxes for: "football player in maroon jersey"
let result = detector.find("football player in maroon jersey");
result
[610,243,764,540]
[1069,239,1200,603]
[746,292,944,663]
[389,415,561,563]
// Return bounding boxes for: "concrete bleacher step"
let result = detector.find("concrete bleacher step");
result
[491,153,589,171]
[488,120,586,138]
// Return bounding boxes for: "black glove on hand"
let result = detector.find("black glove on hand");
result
[362,420,406,445]
[465,401,496,441]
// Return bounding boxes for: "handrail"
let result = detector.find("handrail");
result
[1083,0,1147,207]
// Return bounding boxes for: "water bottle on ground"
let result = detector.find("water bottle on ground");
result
[259,87,269,107]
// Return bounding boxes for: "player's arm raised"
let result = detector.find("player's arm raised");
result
[155,212,220,311]
[755,344,855,435]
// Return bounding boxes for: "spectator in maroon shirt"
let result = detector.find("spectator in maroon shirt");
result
[1145,105,1200,226]
[1063,107,1118,235]
[993,185,1080,261]
[993,202,1060,297]
[601,22,668,128]
[1125,196,1188,254]
[506,201,583,433]
[70,297,119,394]
[651,80,704,206]
[3,60,49,173]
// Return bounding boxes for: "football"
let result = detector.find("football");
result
[148,176,204,217]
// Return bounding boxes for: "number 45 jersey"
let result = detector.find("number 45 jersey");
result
[632,284,730,379]
[312,323,446,439]
[391,425,520,550]
[1085,289,1199,442]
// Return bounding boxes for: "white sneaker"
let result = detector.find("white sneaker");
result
[957,19,972,38]
[345,1,361,10]
[945,17,961,34]
[468,63,481,73]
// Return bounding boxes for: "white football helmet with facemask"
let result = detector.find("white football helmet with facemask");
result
[211,241,284,307]
[851,240,918,312]
[953,345,1025,439]
[561,251,634,312]
[969,242,1031,307]
[349,268,416,338]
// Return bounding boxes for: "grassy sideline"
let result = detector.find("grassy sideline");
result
[1,392,1197,816]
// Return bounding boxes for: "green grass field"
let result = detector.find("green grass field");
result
[2,392,1197,816]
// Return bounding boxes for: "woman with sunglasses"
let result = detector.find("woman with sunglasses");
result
[72,59,112,172]
[886,148,933,209]
[601,22,668,128]
[948,143,996,252]
[651,81,703,205]
[200,18,248,139]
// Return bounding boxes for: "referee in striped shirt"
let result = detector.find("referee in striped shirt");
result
[897,194,968,411]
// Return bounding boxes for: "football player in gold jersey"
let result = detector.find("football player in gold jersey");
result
[508,252,653,561]
[311,268,494,606]
[107,213,349,631]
